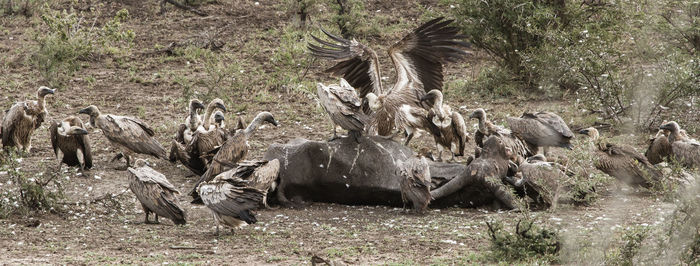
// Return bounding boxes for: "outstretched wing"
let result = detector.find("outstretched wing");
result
[388,17,470,96]
[308,28,382,98]
[198,181,264,220]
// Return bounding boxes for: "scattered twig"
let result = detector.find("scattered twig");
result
[169,245,198,250]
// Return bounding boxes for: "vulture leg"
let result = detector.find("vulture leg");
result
[154,214,160,224]
[76,149,85,171]
[329,127,339,142]
[543,146,550,157]
[436,145,444,162]
[143,206,151,224]
[56,150,64,172]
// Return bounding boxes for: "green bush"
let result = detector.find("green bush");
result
[30,6,134,87]
[0,150,63,218]
[485,218,561,263]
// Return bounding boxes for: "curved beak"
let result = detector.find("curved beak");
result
[194,102,205,110]
[78,108,90,115]
[216,103,227,112]
[659,123,672,130]
[72,128,89,135]
[271,119,280,127]
[577,128,590,135]
[47,88,56,95]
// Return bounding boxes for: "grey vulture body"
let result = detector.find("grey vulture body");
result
[505,155,566,208]
[579,127,662,188]
[78,105,167,167]
[175,99,205,145]
[128,162,186,225]
[309,17,470,136]
[398,157,432,214]
[198,175,264,233]
[645,129,673,165]
[470,108,533,159]
[2,87,55,151]
[660,121,700,168]
[316,79,368,141]
[212,159,280,207]
[420,90,469,160]
[506,111,574,154]
[190,112,279,203]
[49,116,92,171]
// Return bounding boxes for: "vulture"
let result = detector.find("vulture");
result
[175,99,205,144]
[2,86,55,152]
[316,79,369,142]
[659,121,700,168]
[645,129,673,165]
[506,111,574,155]
[504,154,567,208]
[309,17,470,136]
[420,90,469,160]
[169,110,228,176]
[197,98,227,132]
[190,112,279,203]
[128,160,186,225]
[469,108,533,159]
[211,159,280,208]
[578,127,662,188]
[78,105,167,168]
[392,102,436,145]
[398,156,432,214]
[197,174,264,235]
[49,116,92,171]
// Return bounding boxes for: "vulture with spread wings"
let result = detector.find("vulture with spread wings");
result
[309,17,470,136]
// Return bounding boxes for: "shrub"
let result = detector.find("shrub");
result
[30,6,134,87]
[485,218,561,263]
[0,150,64,218]
[605,226,650,265]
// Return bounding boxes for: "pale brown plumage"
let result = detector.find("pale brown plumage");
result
[316,79,369,142]
[2,86,55,152]
[469,108,533,159]
[506,111,574,155]
[420,90,469,160]
[78,105,167,167]
[197,174,263,235]
[309,17,470,136]
[176,99,205,144]
[506,154,566,208]
[398,157,432,214]
[212,159,280,207]
[660,121,700,168]
[392,103,436,146]
[49,116,92,171]
[579,127,662,188]
[190,112,279,203]
[170,110,229,176]
[645,129,673,165]
[128,161,186,225]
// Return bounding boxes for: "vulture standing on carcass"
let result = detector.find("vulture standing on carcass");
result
[506,111,574,155]
[645,129,673,165]
[211,159,280,208]
[469,108,533,159]
[316,79,369,142]
[659,121,700,168]
[398,156,432,214]
[309,17,470,136]
[2,86,55,152]
[197,173,264,235]
[578,127,662,188]
[128,160,186,225]
[78,105,168,168]
[49,116,92,171]
[504,154,568,208]
[190,111,279,203]
[420,90,469,161]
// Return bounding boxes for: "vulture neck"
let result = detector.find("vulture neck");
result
[37,93,48,111]
[89,110,102,129]
[478,116,488,134]
[389,51,410,95]
[57,121,70,136]
[243,115,265,137]
[188,106,199,130]
[202,105,215,130]
[368,50,383,95]
[668,129,684,143]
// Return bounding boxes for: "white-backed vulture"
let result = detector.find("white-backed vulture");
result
[506,111,574,155]
[645,129,673,165]
[2,86,55,151]
[78,105,167,168]
[175,99,205,144]
[197,98,227,132]
[469,108,533,159]
[398,157,431,214]
[316,79,369,142]
[504,154,567,208]
[49,116,92,171]
[391,103,436,145]
[185,110,229,172]
[190,112,279,203]
[578,127,662,188]
[659,121,700,168]
[128,160,186,225]
[198,174,264,235]
[212,159,280,208]
[420,90,469,160]
[309,17,470,136]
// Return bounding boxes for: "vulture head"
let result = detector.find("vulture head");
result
[659,121,680,133]
[208,98,227,113]
[214,111,225,127]
[365,93,384,112]
[398,156,431,181]
[78,105,101,118]
[420,90,444,108]
[577,127,600,140]
[37,86,56,97]
[189,99,205,112]
[254,112,279,127]
[469,108,486,120]
[58,121,89,136]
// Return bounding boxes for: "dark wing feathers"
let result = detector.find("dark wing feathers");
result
[199,181,264,221]
[49,121,59,156]
[102,115,167,159]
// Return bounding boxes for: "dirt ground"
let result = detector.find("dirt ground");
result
[0,0,695,264]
